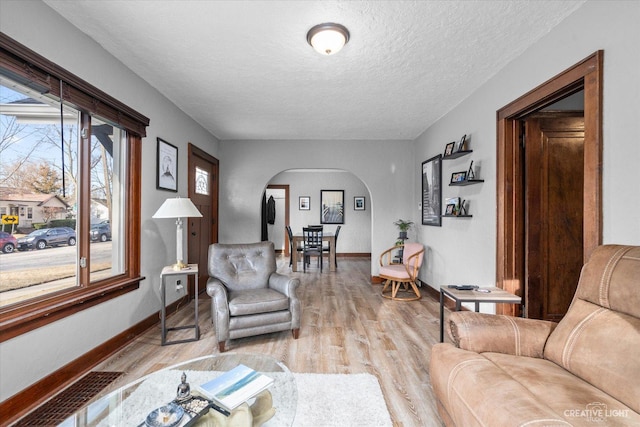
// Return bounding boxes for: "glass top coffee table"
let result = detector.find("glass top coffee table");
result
[61,353,297,427]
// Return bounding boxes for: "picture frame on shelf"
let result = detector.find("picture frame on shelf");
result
[445,197,461,216]
[299,196,310,210]
[422,154,442,226]
[450,171,467,183]
[354,196,365,211]
[320,190,344,224]
[156,138,178,192]
[455,134,467,152]
[444,142,455,157]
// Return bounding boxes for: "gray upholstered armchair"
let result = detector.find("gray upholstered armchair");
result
[206,242,301,352]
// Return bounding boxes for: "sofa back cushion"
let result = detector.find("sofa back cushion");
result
[544,245,640,413]
[208,242,276,291]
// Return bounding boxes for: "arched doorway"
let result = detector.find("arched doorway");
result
[264,168,373,265]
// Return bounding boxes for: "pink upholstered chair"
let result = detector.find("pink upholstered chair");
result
[379,242,424,301]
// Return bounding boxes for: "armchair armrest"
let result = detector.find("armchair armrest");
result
[448,311,557,358]
[206,278,230,342]
[379,246,399,266]
[268,273,301,329]
[268,273,299,297]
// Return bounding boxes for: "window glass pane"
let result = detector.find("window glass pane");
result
[90,118,126,283]
[0,78,79,307]
[195,166,209,195]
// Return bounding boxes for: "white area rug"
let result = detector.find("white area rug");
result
[97,370,392,427]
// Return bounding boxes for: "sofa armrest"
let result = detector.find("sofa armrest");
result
[206,278,230,343]
[448,312,557,358]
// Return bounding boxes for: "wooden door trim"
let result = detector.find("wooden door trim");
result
[188,143,219,243]
[267,184,290,256]
[496,51,603,316]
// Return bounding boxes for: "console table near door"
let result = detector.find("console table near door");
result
[291,232,335,272]
[160,264,200,345]
[439,286,522,342]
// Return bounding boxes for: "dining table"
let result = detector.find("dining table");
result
[291,231,335,272]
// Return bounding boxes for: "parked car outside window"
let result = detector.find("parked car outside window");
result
[16,227,77,251]
[90,222,111,242]
[0,231,17,254]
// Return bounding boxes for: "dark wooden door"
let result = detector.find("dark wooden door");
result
[524,114,584,321]
[188,144,219,296]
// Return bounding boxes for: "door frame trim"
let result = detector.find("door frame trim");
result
[496,51,603,315]
[266,184,290,256]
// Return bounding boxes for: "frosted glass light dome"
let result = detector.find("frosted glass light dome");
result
[307,23,350,56]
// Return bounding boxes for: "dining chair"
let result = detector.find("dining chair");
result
[285,225,303,267]
[323,225,341,268]
[302,227,323,272]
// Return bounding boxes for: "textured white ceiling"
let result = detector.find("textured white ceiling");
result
[43,0,585,141]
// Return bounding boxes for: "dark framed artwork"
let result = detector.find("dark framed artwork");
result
[156,138,178,192]
[320,190,344,224]
[299,196,310,210]
[354,196,365,211]
[422,154,442,226]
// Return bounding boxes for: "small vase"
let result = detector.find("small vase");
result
[399,231,407,239]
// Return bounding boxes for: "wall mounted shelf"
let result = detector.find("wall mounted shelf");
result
[443,150,473,160]
[449,179,485,186]
[442,214,473,218]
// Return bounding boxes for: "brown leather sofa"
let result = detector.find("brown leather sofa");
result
[430,245,640,426]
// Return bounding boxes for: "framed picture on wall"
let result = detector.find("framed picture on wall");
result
[299,196,310,210]
[156,138,178,192]
[354,196,365,211]
[422,154,442,226]
[320,190,344,224]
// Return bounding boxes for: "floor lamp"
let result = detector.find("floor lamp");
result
[153,197,203,270]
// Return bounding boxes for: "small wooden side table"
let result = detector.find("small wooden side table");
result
[439,286,522,342]
[160,264,200,345]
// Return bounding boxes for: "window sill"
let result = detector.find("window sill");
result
[0,276,144,342]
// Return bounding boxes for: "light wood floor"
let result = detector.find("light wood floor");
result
[91,256,445,427]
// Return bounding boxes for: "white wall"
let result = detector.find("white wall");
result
[0,1,220,401]
[413,0,640,295]
[268,170,372,254]
[218,139,413,269]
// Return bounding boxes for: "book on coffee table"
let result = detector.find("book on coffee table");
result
[197,364,274,413]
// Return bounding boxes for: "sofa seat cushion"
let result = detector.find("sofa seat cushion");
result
[430,343,640,426]
[379,264,410,279]
[485,352,640,426]
[228,288,289,316]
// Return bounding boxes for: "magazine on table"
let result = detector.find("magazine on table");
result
[197,364,274,413]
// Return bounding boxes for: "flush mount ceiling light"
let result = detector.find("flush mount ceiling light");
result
[306,23,350,56]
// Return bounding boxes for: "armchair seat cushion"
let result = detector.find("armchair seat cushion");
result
[379,264,410,279]
[228,288,290,316]
[229,310,292,330]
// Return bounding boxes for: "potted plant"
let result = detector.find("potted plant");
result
[394,219,414,239]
